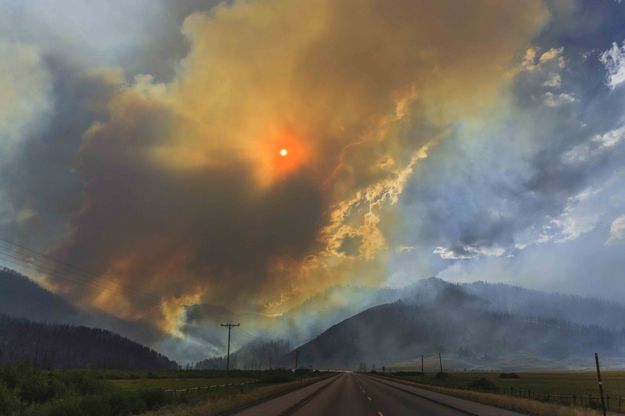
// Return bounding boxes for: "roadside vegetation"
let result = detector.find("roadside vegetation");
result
[378,370,625,415]
[0,365,326,416]
[140,373,332,416]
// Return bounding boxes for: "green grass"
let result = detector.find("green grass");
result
[382,371,625,412]
[110,377,255,392]
[140,374,334,416]
[388,371,625,398]
[0,366,324,416]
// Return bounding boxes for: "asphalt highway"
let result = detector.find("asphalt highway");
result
[232,372,528,416]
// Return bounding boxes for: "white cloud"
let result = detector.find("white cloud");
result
[562,124,625,163]
[543,73,561,88]
[433,246,471,260]
[512,186,606,249]
[551,186,605,243]
[433,245,506,260]
[594,124,625,148]
[522,47,565,72]
[606,215,625,245]
[599,40,625,90]
[543,91,576,107]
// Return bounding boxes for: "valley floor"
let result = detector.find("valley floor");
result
[382,372,625,415]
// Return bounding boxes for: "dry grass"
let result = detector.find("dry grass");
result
[391,371,625,398]
[140,375,330,416]
[379,376,616,416]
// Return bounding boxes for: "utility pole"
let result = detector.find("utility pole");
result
[220,322,240,372]
[595,353,607,416]
[294,348,303,385]
[439,352,443,374]
[421,354,424,379]
[294,348,301,371]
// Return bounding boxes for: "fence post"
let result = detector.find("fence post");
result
[595,353,607,416]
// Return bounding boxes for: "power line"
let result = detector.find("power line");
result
[0,238,167,308]
[0,247,124,296]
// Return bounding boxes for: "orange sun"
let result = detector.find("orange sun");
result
[252,130,312,186]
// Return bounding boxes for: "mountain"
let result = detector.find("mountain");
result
[292,282,625,370]
[0,267,162,346]
[268,276,625,355]
[189,277,625,369]
[461,280,625,331]
[0,314,178,370]
[195,338,292,370]
[0,267,80,323]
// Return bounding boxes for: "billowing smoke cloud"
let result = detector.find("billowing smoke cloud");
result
[41,0,547,334]
[389,1,625,302]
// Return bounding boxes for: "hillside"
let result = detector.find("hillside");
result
[292,284,625,370]
[0,314,178,370]
[277,277,625,348]
[461,280,625,331]
[0,267,162,345]
[195,338,291,370]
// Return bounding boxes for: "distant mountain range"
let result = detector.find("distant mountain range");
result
[287,279,625,370]
[461,280,625,331]
[3,266,625,371]
[283,277,625,335]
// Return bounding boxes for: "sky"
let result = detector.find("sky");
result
[1,0,625,361]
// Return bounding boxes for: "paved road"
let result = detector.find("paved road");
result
[232,372,527,416]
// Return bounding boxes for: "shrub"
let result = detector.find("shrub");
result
[140,388,168,410]
[19,374,67,403]
[0,367,20,390]
[26,396,83,416]
[0,382,19,416]
[499,373,520,379]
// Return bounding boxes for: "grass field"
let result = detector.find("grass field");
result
[383,371,625,413]
[110,376,255,392]
[389,371,625,397]
[0,366,324,416]
[140,374,334,416]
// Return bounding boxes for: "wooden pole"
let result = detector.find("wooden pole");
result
[439,352,443,374]
[595,353,607,416]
